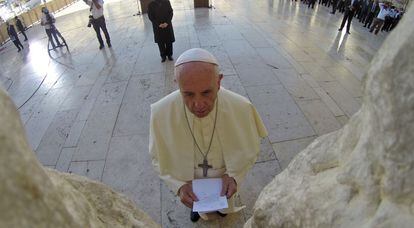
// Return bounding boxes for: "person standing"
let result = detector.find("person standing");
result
[83,0,111,49]
[14,16,28,41]
[150,48,268,222]
[148,0,175,62]
[338,0,361,34]
[6,22,24,52]
[40,7,61,48]
[331,0,339,14]
[364,0,379,28]
[370,2,391,35]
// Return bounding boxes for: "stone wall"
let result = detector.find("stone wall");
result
[245,3,414,228]
[0,88,159,227]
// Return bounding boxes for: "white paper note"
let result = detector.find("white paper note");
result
[192,178,228,213]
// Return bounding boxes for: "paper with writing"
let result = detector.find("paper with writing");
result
[192,178,228,213]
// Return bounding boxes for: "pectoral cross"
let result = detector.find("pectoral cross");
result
[198,158,212,177]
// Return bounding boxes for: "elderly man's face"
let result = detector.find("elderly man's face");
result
[177,62,223,118]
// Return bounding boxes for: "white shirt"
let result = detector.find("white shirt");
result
[84,0,104,19]
[377,3,390,20]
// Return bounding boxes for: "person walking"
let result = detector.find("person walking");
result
[148,0,175,62]
[14,16,28,41]
[6,22,24,52]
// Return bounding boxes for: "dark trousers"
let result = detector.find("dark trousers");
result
[308,0,316,8]
[382,16,393,31]
[92,16,111,46]
[364,12,375,28]
[338,1,346,13]
[157,42,173,58]
[12,39,24,50]
[331,0,338,13]
[19,29,28,41]
[370,18,384,34]
[45,28,61,47]
[339,10,355,32]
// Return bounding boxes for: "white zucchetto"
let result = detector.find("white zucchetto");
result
[174,48,219,67]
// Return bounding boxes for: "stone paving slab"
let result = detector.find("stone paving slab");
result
[36,109,78,166]
[102,134,161,224]
[246,84,315,143]
[272,136,317,170]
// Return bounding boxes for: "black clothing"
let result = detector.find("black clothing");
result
[331,0,339,13]
[148,0,175,59]
[7,25,24,51]
[308,0,316,8]
[148,0,175,44]
[92,16,111,47]
[157,42,173,60]
[15,19,28,41]
[339,0,361,33]
[46,28,61,48]
[364,2,380,28]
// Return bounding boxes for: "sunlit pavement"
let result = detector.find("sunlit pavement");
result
[0,0,387,226]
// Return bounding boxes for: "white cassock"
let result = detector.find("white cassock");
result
[149,87,268,214]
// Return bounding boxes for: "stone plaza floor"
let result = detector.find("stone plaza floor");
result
[0,0,387,226]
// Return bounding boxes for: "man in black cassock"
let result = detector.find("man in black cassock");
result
[148,0,175,62]
[14,16,28,41]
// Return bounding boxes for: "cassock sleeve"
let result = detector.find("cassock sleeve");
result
[149,106,186,195]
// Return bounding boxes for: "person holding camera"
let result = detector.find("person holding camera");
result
[83,0,111,50]
[40,7,61,48]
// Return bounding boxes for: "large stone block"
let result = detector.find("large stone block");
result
[0,88,159,227]
[245,3,414,228]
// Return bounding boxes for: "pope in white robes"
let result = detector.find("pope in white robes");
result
[149,48,268,222]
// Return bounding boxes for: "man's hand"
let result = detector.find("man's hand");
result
[159,23,168,28]
[178,183,198,208]
[221,174,237,199]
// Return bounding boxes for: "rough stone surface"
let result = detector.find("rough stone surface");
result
[245,4,414,228]
[0,89,159,228]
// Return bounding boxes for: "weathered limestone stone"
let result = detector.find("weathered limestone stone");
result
[0,89,159,227]
[245,4,414,228]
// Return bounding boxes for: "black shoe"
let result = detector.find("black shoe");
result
[190,211,200,222]
[217,211,227,217]
[330,12,335,14]
[168,55,173,61]
[17,49,21,52]
[99,44,104,50]
[338,28,342,31]
[24,39,28,41]
[161,57,166,62]
[346,31,351,34]
[107,42,112,48]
